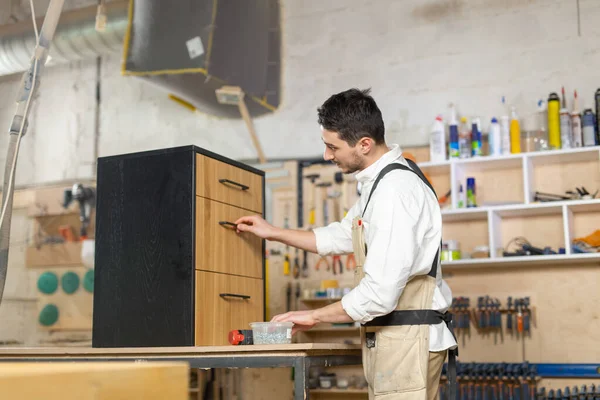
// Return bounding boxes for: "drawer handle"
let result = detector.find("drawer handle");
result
[219,221,237,229]
[219,178,249,191]
[219,293,251,300]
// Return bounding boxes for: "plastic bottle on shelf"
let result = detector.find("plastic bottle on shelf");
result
[489,117,502,156]
[510,106,522,153]
[471,119,482,157]
[466,177,476,207]
[457,184,466,208]
[459,117,471,159]
[448,104,460,159]
[500,115,510,155]
[429,115,446,162]
[536,99,549,151]
[571,90,583,148]
[582,109,597,146]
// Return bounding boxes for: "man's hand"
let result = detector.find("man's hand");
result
[234,215,279,240]
[271,310,318,335]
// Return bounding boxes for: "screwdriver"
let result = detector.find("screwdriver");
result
[516,299,524,334]
[507,297,513,332]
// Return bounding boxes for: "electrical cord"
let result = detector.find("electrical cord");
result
[0,0,40,230]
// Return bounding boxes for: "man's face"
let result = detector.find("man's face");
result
[321,127,365,174]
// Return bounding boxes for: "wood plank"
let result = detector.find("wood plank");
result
[195,197,263,278]
[0,362,188,400]
[0,343,361,356]
[25,241,83,268]
[196,154,263,213]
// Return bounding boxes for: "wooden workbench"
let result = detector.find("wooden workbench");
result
[0,343,362,400]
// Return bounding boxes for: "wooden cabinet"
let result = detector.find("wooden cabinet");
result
[92,146,265,348]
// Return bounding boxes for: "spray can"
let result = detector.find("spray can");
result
[510,106,521,153]
[547,92,561,149]
[448,105,459,158]
[466,177,476,208]
[457,184,466,208]
[471,120,482,156]
[582,109,597,146]
[559,87,572,148]
[429,115,446,162]
[489,117,502,156]
[500,116,510,154]
[571,90,583,147]
[459,117,471,159]
[560,108,573,149]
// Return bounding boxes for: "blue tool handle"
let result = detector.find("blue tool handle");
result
[524,313,530,332]
[523,382,530,400]
[507,314,513,330]
[476,385,483,400]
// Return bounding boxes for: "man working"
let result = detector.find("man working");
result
[235,88,457,400]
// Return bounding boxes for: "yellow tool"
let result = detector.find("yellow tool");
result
[305,174,320,226]
[283,253,290,276]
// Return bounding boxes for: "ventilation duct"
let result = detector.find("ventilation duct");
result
[0,1,128,77]
[122,0,282,118]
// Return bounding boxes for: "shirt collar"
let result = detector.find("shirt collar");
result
[355,143,403,183]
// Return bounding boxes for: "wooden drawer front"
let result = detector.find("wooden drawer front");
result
[195,271,263,346]
[195,197,263,279]
[196,154,263,213]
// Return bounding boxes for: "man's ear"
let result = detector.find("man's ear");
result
[357,137,373,154]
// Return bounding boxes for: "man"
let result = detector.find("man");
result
[234,88,457,400]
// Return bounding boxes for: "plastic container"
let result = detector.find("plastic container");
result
[466,177,476,207]
[488,118,501,156]
[429,115,446,162]
[249,322,293,345]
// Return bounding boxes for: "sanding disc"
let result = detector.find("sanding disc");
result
[37,271,58,294]
[83,269,94,293]
[39,304,59,326]
[61,271,80,294]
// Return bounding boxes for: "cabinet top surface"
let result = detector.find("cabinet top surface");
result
[0,343,361,357]
[97,145,265,176]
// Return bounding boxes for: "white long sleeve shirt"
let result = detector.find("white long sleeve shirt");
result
[313,144,457,352]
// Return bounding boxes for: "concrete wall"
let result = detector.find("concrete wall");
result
[1,0,599,189]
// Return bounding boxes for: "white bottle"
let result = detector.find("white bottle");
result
[500,115,510,154]
[429,115,446,162]
[489,117,502,156]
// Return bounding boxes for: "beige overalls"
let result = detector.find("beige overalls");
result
[349,161,456,400]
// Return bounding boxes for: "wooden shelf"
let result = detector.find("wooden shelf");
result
[443,199,600,221]
[25,241,83,267]
[442,252,600,270]
[418,146,600,171]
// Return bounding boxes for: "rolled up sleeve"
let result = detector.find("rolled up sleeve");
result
[341,186,421,323]
[312,202,358,256]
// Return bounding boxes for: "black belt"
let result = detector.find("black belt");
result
[362,309,458,400]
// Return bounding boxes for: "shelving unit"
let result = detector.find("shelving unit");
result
[418,146,600,266]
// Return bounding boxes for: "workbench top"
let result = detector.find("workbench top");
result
[0,343,362,359]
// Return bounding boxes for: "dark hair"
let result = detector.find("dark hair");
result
[317,88,385,146]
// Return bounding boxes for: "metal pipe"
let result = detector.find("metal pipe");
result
[0,1,128,77]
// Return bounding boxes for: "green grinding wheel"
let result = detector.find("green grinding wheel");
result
[61,271,80,294]
[39,304,59,326]
[83,269,94,293]
[37,272,58,294]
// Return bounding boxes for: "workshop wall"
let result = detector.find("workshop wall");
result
[1,0,600,188]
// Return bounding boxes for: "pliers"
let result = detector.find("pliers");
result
[315,256,330,271]
[332,255,343,274]
[346,254,357,270]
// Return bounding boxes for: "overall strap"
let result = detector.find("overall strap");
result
[361,159,441,278]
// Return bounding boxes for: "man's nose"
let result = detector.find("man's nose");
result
[323,148,333,160]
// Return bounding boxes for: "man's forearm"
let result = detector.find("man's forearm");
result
[312,301,354,324]
[270,228,318,253]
